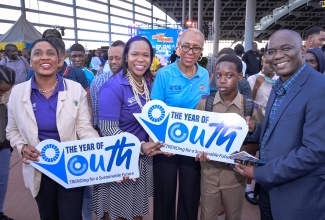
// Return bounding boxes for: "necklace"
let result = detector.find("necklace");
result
[37,78,58,93]
[126,70,150,109]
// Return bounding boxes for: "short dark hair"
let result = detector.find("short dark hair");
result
[216,54,243,74]
[42,29,62,39]
[234,44,244,55]
[218,48,236,57]
[111,40,125,48]
[46,37,66,55]
[4,44,17,55]
[304,27,325,40]
[0,65,15,85]
[29,38,60,60]
[70,43,85,53]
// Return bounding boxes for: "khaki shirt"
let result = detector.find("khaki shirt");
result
[196,91,263,189]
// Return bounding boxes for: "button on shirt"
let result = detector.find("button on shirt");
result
[260,63,306,161]
[196,92,248,189]
[31,74,65,142]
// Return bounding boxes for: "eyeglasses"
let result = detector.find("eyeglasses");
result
[108,56,122,61]
[265,46,293,57]
[180,45,202,54]
[305,59,318,65]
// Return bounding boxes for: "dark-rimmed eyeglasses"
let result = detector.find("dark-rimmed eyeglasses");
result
[180,45,202,54]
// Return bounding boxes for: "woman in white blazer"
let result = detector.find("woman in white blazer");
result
[6,38,99,220]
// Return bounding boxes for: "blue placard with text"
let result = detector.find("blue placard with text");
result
[30,133,140,188]
[134,100,248,163]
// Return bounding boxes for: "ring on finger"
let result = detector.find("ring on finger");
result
[151,149,155,152]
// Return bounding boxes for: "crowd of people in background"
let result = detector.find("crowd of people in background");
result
[1,25,325,220]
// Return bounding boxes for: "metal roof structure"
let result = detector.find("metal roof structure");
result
[151,0,325,41]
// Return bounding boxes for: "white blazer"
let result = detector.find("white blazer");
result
[6,78,99,197]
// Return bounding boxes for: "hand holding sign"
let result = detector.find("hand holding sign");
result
[134,100,248,164]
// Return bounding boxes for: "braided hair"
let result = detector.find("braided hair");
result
[0,65,15,85]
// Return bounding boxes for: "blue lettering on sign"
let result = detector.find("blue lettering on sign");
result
[205,122,242,152]
[87,136,134,173]
[166,121,242,152]
[65,136,134,177]
[104,136,134,172]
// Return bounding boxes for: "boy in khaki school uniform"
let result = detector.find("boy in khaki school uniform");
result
[196,54,263,220]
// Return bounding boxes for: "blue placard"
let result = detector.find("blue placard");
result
[134,100,248,163]
[30,133,141,188]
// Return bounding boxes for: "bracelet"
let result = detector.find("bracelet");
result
[140,141,145,155]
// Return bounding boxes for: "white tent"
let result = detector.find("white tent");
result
[0,15,42,50]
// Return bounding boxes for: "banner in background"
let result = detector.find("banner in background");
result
[137,28,184,66]
[30,133,141,188]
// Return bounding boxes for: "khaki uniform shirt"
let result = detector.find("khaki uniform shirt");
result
[196,91,262,189]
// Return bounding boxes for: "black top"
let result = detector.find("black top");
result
[242,50,262,76]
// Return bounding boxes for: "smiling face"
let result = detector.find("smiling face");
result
[30,41,59,77]
[108,46,124,74]
[126,40,151,80]
[266,30,305,82]
[215,61,240,98]
[70,51,86,68]
[179,30,204,68]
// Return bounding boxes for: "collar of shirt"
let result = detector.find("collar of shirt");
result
[273,63,306,96]
[172,61,205,78]
[58,62,68,76]
[6,57,20,62]
[214,91,242,109]
[31,73,65,94]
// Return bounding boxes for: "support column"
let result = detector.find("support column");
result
[72,0,78,43]
[198,0,203,31]
[244,0,256,51]
[182,0,186,28]
[108,0,111,45]
[151,2,153,29]
[189,0,193,21]
[213,0,221,55]
[20,0,26,17]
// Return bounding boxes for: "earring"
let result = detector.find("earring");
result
[198,54,203,62]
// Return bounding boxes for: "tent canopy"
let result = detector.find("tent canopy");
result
[0,15,42,50]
